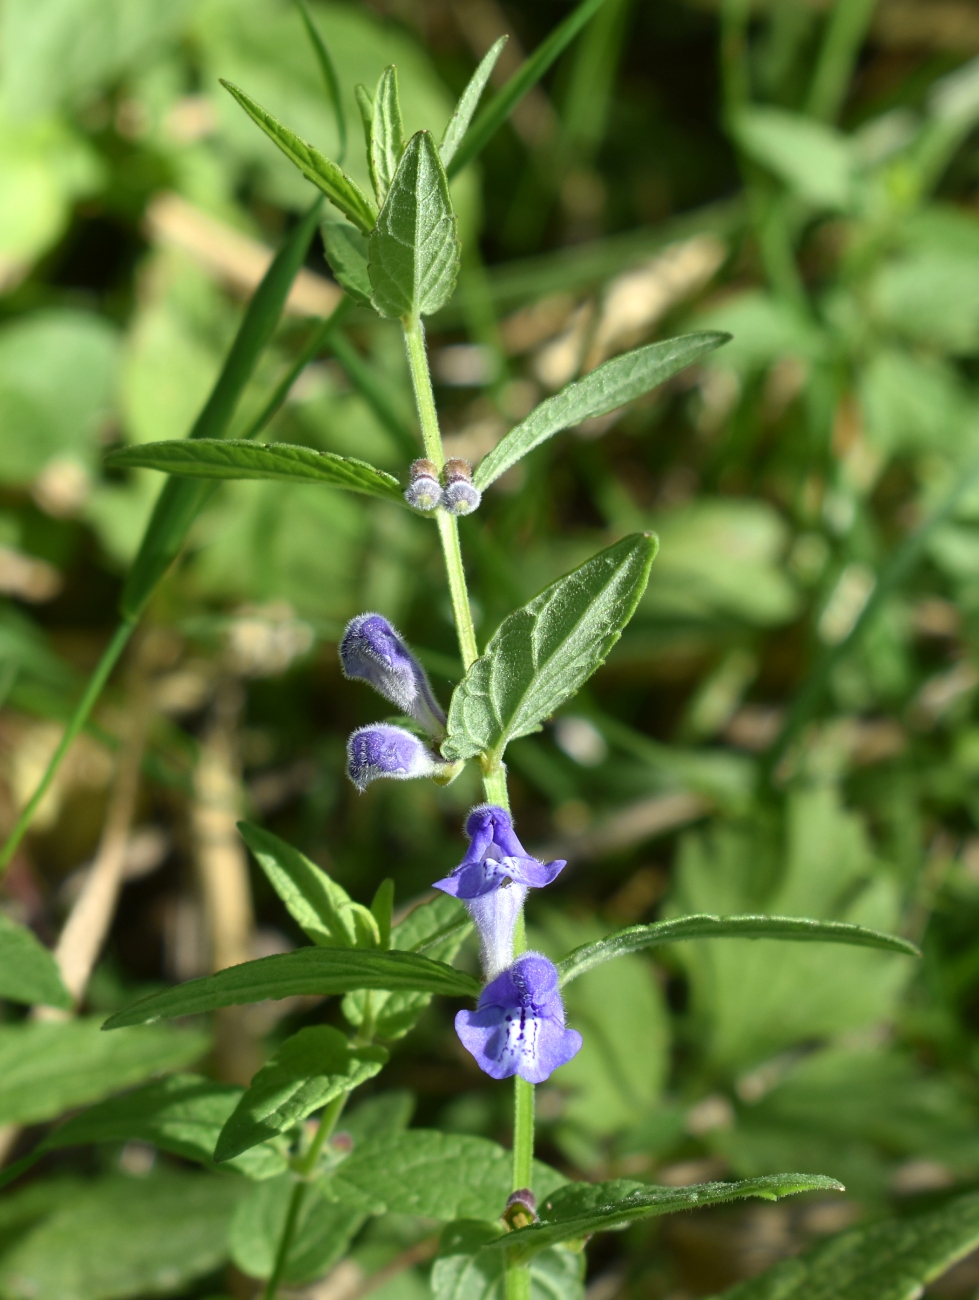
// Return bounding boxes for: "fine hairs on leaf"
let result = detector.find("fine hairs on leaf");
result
[443,533,658,762]
[370,65,406,205]
[369,131,461,319]
[557,913,921,984]
[105,440,405,504]
[220,80,377,234]
[440,37,508,168]
[474,332,731,490]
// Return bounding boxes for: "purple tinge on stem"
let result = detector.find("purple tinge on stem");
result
[432,805,565,977]
[346,724,440,792]
[340,613,445,735]
[455,951,582,1084]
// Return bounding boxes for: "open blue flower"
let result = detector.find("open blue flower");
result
[340,613,445,735]
[433,805,565,977]
[455,951,582,1084]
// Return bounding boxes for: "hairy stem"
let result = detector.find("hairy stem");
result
[0,619,135,872]
[263,1091,349,1300]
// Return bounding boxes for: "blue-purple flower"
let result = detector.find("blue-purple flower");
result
[340,613,445,735]
[455,951,582,1083]
[346,724,442,792]
[432,805,565,977]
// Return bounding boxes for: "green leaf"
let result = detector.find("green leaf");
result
[334,1128,566,1220]
[238,822,379,948]
[371,65,405,205]
[0,914,70,1008]
[230,1174,366,1285]
[105,439,404,504]
[120,198,323,620]
[342,892,471,1039]
[474,333,729,491]
[443,533,658,763]
[215,1027,387,1163]
[43,1074,289,1180]
[321,220,373,307]
[434,1221,583,1300]
[447,0,606,179]
[731,106,855,211]
[557,914,920,985]
[220,79,377,234]
[295,0,346,164]
[0,1171,242,1300]
[440,37,508,168]
[103,948,481,1029]
[504,1174,843,1263]
[368,130,460,319]
[0,1019,207,1126]
[370,878,395,949]
[718,1190,979,1299]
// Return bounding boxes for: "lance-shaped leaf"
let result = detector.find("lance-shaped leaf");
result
[447,0,606,179]
[369,131,460,319]
[557,913,920,985]
[215,1027,387,1163]
[105,440,403,504]
[718,1189,979,1299]
[371,65,405,204]
[322,220,373,307]
[443,533,657,762]
[503,1174,843,1263]
[103,948,481,1029]
[42,1074,288,1179]
[238,822,379,949]
[440,37,508,168]
[474,332,730,490]
[220,80,377,234]
[0,914,70,1009]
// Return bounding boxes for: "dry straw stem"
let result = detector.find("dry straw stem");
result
[145,193,342,317]
[533,790,709,866]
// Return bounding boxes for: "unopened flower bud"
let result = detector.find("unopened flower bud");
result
[405,458,441,512]
[441,459,481,516]
[346,724,441,792]
[503,1189,538,1230]
[340,613,445,735]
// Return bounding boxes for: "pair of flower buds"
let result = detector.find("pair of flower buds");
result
[405,457,481,516]
[340,614,581,1083]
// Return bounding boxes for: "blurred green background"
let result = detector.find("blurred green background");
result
[7,0,979,1296]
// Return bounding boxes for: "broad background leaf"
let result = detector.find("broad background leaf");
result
[369,130,460,319]
[474,333,729,490]
[0,914,70,1008]
[443,533,657,762]
[434,1221,583,1300]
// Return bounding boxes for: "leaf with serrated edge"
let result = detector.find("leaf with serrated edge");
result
[474,333,730,491]
[503,1175,843,1263]
[443,533,657,763]
[557,914,920,984]
[369,131,460,320]
[440,37,507,168]
[718,1190,979,1299]
[371,66,405,204]
[215,1027,386,1162]
[239,822,377,949]
[220,80,377,234]
[321,221,373,307]
[0,914,70,1009]
[333,1128,566,1220]
[42,1074,288,1179]
[103,949,481,1029]
[105,440,403,503]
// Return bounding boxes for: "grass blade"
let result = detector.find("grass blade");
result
[295,0,347,163]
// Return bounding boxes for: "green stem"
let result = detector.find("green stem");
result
[263,1091,348,1300]
[0,619,136,871]
[507,1077,535,1300]
[403,315,444,468]
[437,513,480,671]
